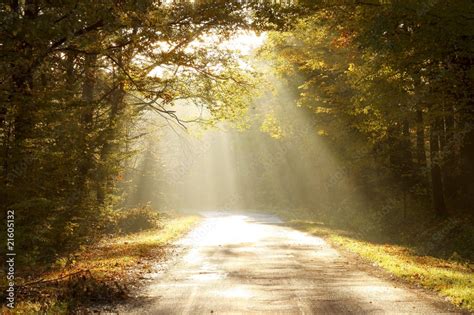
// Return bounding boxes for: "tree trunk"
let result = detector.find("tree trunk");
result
[429,119,448,217]
[401,118,413,172]
[415,109,427,169]
[443,104,457,199]
[96,51,127,204]
[96,83,126,204]
[74,53,97,202]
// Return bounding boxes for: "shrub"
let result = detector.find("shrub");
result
[115,206,161,234]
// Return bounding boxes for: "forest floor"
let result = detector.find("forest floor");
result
[288,220,474,312]
[116,212,461,314]
[2,215,200,314]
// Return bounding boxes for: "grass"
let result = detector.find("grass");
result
[288,220,474,312]
[2,215,200,314]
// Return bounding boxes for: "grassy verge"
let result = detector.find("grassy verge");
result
[288,220,474,312]
[2,215,200,314]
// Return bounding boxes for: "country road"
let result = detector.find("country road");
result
[120,212,457,314]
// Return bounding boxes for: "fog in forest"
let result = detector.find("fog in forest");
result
[127,79,359,216]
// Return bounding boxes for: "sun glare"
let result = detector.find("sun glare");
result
[222,31,267,55]
[148,31,266,78]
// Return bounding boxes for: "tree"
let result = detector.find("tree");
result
[260,0,474,228]
[0,0,262,263]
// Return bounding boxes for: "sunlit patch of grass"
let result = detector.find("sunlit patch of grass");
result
[289,220,474,312]
[42,215,200,281]
[2,215,200,314]
[3,301,69,315]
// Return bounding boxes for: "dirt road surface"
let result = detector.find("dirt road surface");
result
[120,212,458,314]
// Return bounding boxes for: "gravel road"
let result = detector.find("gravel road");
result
[120,212,458,314]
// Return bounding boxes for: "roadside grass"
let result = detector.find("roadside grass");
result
[288,220,474,312]
[2,215,200,314]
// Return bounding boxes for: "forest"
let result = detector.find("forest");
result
[1,0,473,313]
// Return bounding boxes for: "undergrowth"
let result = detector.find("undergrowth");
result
[0,214,200,314]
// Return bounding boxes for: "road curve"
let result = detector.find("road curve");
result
[120,212,457,314]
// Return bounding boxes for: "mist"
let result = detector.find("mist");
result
[126,77,360,219]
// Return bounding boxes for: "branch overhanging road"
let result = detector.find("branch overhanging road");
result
[121,212,458,314]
